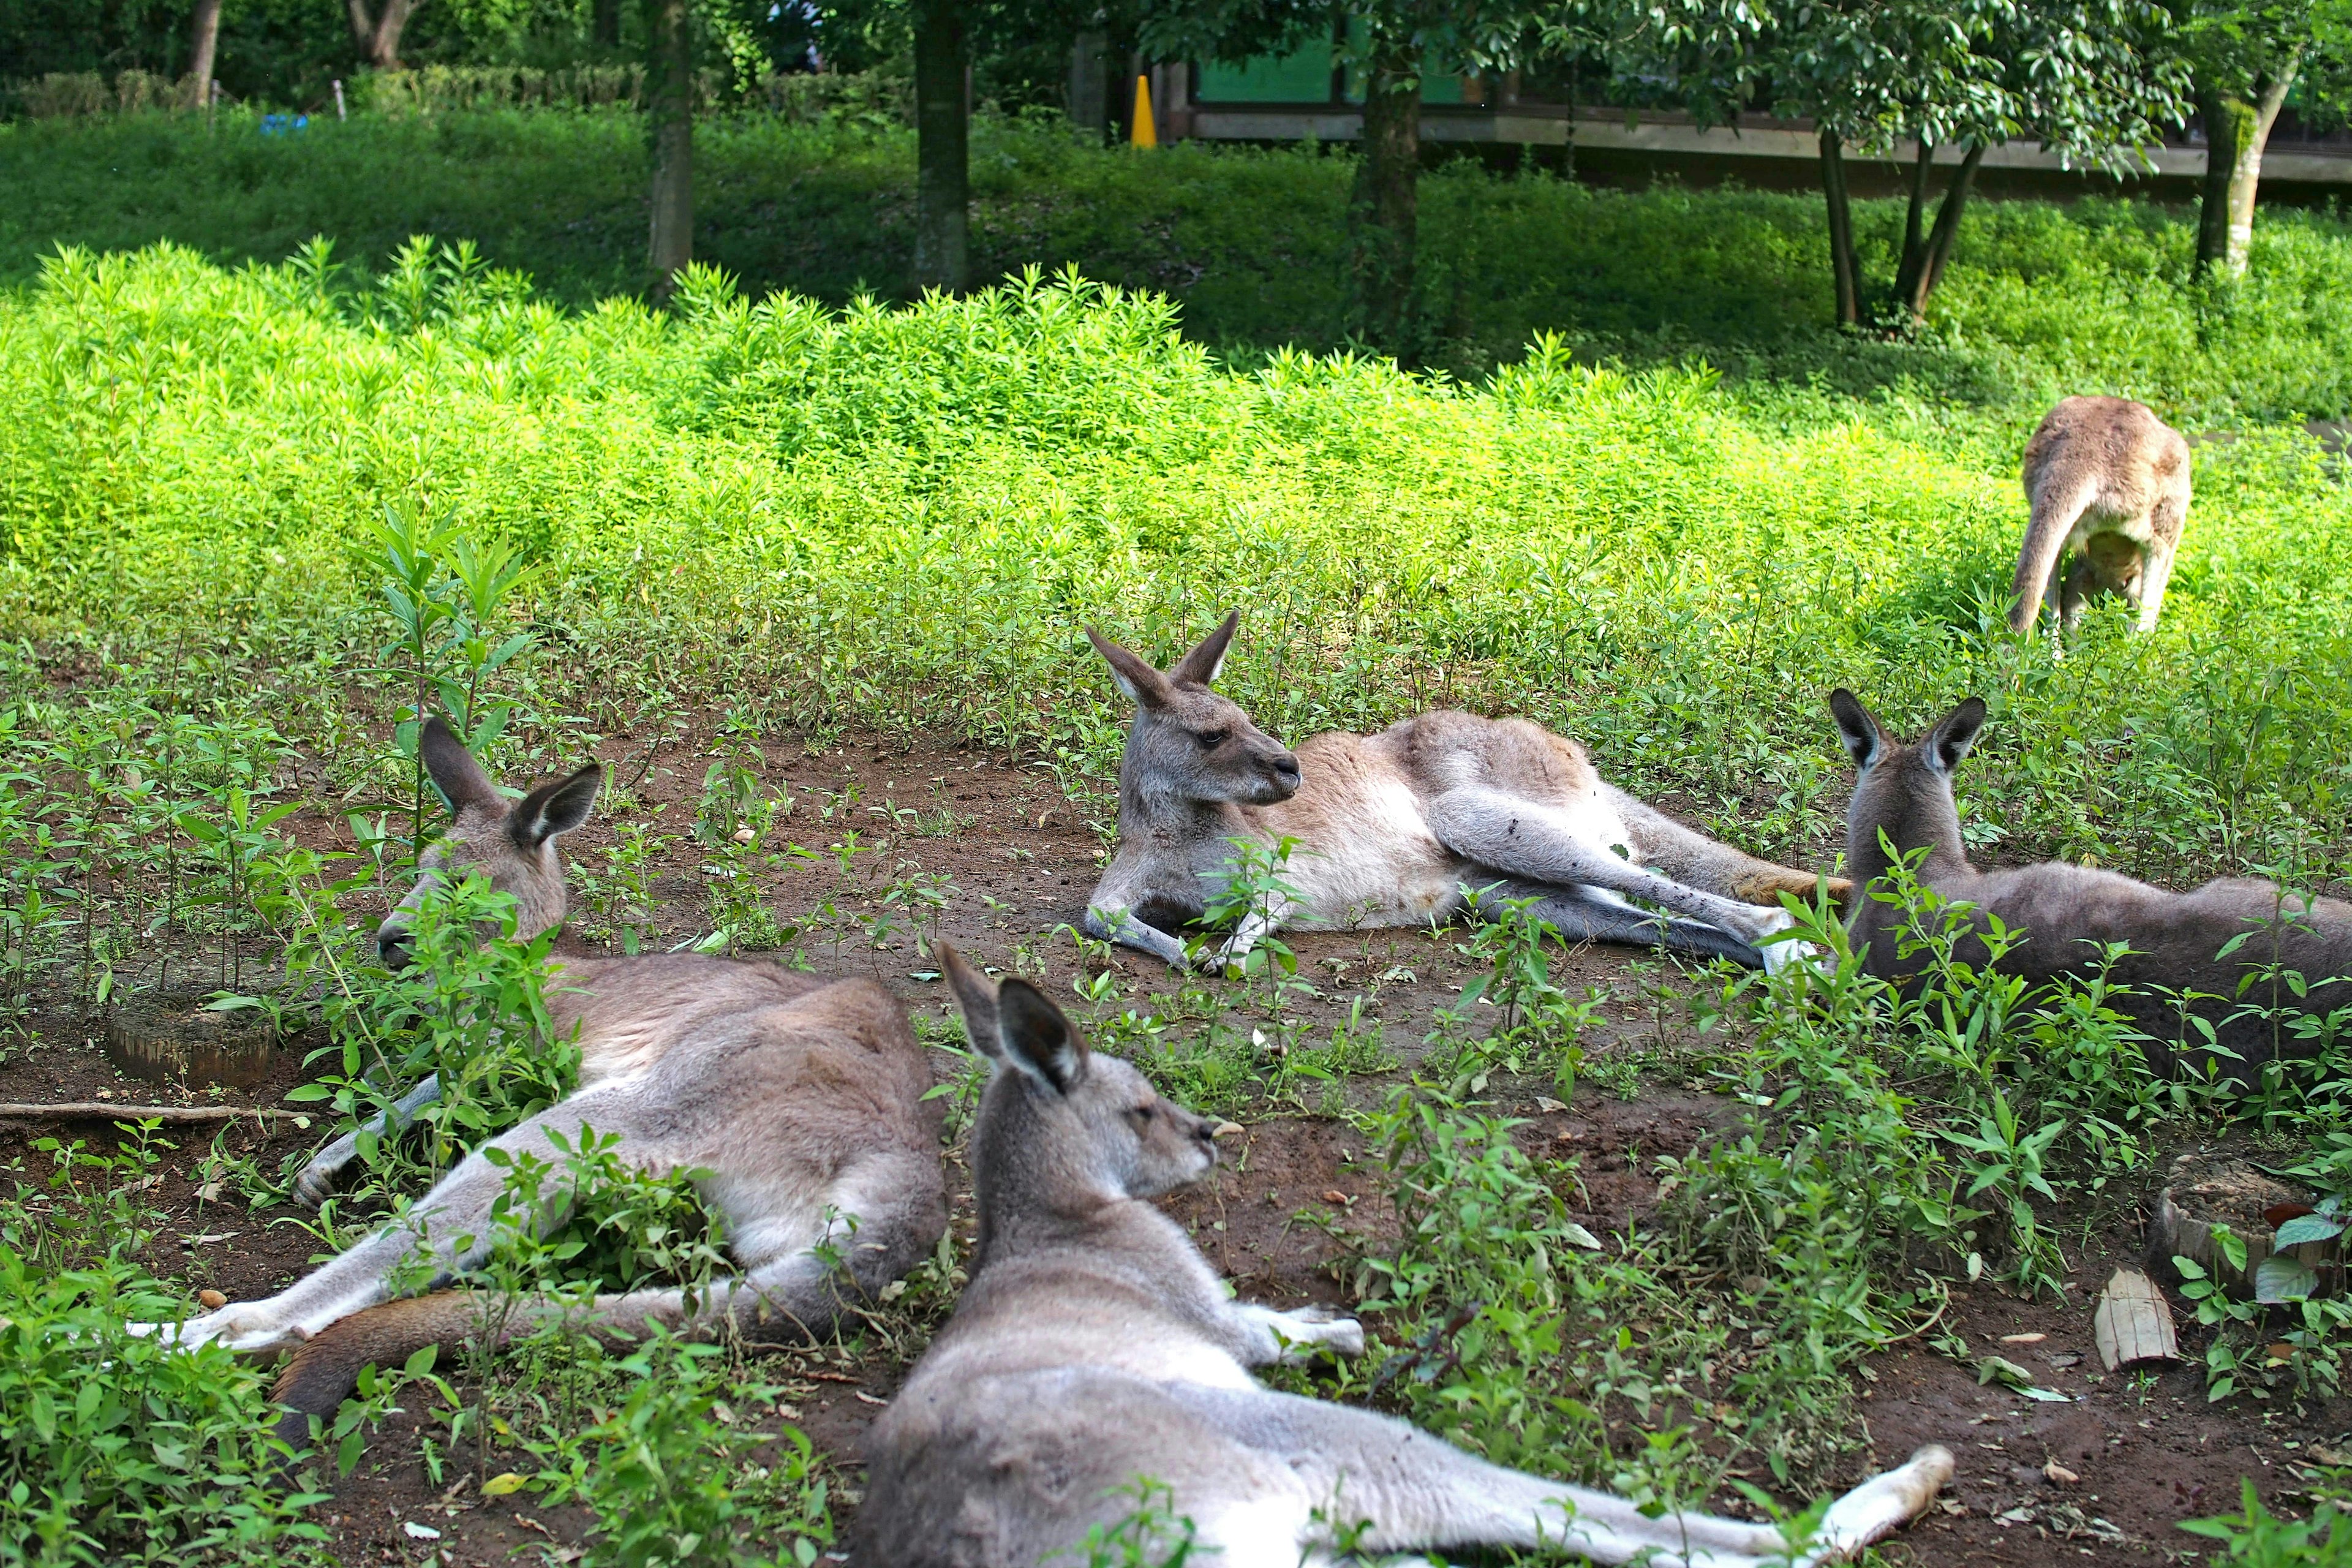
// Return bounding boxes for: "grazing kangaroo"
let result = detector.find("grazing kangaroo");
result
[859,946,1954,1567]
[1831,689,2352,1070]
[138,720,946,1439]
[1082,613,1844,974]
[2010,396,2192,637]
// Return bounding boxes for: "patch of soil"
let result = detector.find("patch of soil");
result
[4,720,2336,1566]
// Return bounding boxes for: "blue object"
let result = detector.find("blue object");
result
[259,113,310,137]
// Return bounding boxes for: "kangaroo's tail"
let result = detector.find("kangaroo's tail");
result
[2011,469,2099,634]
[266,1261,862,1452]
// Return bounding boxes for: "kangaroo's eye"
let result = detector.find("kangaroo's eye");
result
[1196,729,1229,748]
[1129,1104,1155,1122]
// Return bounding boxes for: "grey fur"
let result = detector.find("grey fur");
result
[140,727,946,1366]
[1833,688,2352,1072]
[859,946,1953,1567]
[2010,396,2192,638]
[1081,614,1844,976]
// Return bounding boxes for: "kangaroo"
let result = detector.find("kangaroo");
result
[2010,395,2192,637]
[1831,689,2352,1071]
[137,720,947,1439]
[1082,613,1844,975]
[859,945,1953,1567]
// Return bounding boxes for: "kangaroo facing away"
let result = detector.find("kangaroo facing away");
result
[135,720,946,1442]
[859,945,1954,1567]
[2010,395,2192,637]
[1082,613,1845,974]
[1831,689,2352,1071]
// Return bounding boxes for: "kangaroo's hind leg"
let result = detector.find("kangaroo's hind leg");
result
[1603,787,1847,913]
[1174,1384,1952,1567]
[141,1079,662,1354]
[1428,790,1796,957]
[1476,877,1765,968]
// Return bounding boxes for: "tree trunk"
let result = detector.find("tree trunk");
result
[187,0,221,109]
[913,0,969,293]
[1068,29,1108,142]
[1893,141,1985,318]
[2196,59,2301,279]
[645,0,693,296]
[1902,140,1932,270]
[1348,46,1421,357]
[1819,128,1859,327]
[347,0,416,68]
[594,0,620,49]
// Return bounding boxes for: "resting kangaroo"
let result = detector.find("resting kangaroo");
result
[859,945,1954,1567]
[1082,613,1843,974]
[137,720,946,1438]
[1831,689,2352,1070]
[2010,395,2192,637]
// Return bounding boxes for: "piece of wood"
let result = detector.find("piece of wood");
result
[2093,1268,2180,1371]
[2148,1152,2342,1300]
[0,1102,303,1123]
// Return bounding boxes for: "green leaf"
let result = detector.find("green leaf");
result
[2255,1253,2320,1304]
[2270,1214,2344,1248]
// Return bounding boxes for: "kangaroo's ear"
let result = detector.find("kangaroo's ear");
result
[510,763,602,848]
[1088,627,1176,711]
[1922,698,1989,775]
[1167,609,1240,688]
[939,943,1002,1057]
[420,716,500,814]
[1828,688,1882,771]
[993,978,1088,1093]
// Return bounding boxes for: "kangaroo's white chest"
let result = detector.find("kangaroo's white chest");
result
[1285,774,1466,928]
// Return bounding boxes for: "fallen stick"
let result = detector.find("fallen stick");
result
[0,1102,306,1123]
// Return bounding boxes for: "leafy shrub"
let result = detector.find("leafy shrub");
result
[0,1144,325,1566]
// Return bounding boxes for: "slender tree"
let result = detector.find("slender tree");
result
[913,0,971,290]
[345,0,418,67]
[2174,0,2352,276]
[187,0,222,104]
[647,0,695,294]
[1143,0,1541,358]
[1572,0,2188,325]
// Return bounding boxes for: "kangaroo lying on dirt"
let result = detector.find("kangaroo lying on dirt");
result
[2010,395,2192,638]
[1082,613,1843,974]
[137,720,946,1436]
[859,944,1954,1566]
[1831,689,2352,1069]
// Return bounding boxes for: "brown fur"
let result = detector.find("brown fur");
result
[859,946,1951,1567]
[1833,689,2352,1074]
[1084,614,1845,976]
[140,726,946,1450]
[2011,396,2192,636]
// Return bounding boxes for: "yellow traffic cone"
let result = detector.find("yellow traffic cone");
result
[1129,73,1156,147]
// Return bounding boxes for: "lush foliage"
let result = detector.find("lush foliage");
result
[0,1134,326,1566]
[6,111,2352,416]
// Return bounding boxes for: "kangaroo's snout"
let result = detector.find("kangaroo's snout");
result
[376,921,415,969]
[1257,747,1303,802]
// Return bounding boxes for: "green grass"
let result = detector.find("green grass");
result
[4,122,2352,1556]
[4,240,2347,888]
[6,107,2352,420]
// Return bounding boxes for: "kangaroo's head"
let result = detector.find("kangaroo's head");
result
[375,717,603,967]
[1088,612,1302,812]
[1829,689,1985,890]
[940,944,1219,1257]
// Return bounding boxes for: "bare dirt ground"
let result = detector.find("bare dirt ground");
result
[4,723,2337,1566]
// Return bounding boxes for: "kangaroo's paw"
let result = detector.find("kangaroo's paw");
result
[292,1137,357,1211]
[1805,1444,1956,1563]
[1272,1308,1365,1360]
[146,1303,308,1356]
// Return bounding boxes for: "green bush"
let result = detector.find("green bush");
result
[0,1140,326,1566]
[1,243,2347,894]
[3,111,2351,421]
